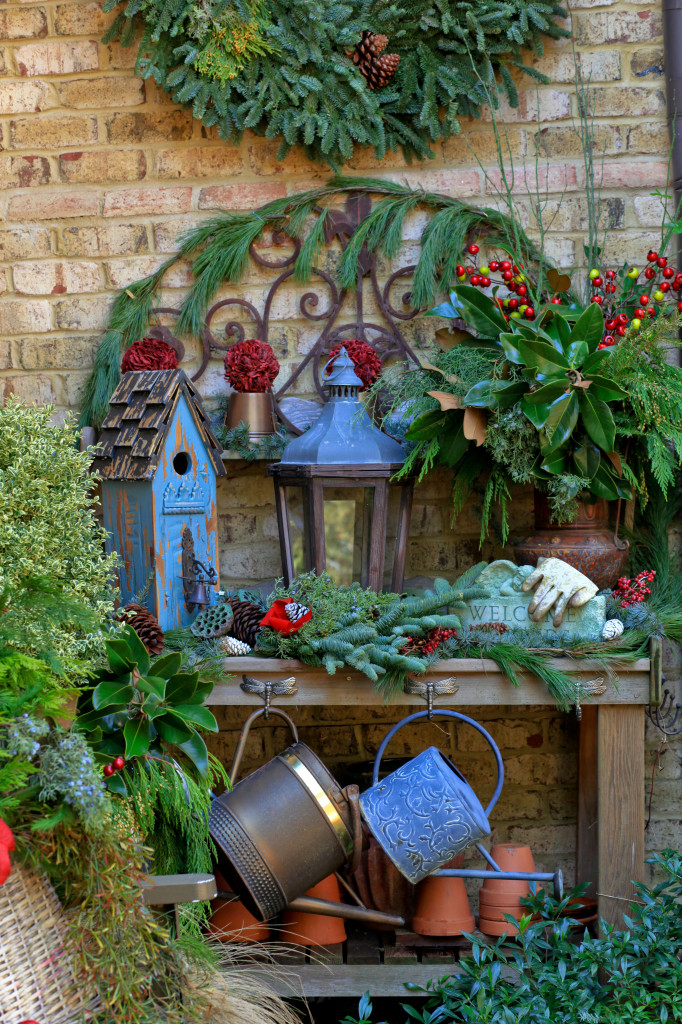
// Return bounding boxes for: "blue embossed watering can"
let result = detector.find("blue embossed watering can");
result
[360,710,503,884]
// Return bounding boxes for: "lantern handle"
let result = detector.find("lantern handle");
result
[371,709,504,816]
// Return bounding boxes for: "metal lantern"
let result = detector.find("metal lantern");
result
[268,348,414,592]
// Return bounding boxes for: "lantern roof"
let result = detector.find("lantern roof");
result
[277,346,405,466]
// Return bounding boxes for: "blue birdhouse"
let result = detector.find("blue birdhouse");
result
[94,369,226,631]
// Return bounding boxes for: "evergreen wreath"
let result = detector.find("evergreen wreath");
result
[102,0,568,169]
[79,176,549,430]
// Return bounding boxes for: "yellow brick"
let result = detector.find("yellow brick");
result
[59,149,147,183]
[57,76,144,109]
[10,114,97,149]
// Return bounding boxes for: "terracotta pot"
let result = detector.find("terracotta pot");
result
[514,493,629,591]
[413,862,474,937]
[224,391,276,440]
[209,871,271,943]
[353,835,415,930]
[280,875,347,947]
[479,844,535,897]
[478,916,522,937]
[562,896,598,930]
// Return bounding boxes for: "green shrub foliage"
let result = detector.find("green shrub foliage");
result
[0,400,118,675]
[102,0,568,168]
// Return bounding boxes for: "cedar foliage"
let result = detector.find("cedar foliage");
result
[101,0,568,169]
[80,178,548,429]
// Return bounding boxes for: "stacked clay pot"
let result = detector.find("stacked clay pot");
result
[478,844,535,938]
[279,874,347,947]
[208,868,270,943]
[412,854,474,937]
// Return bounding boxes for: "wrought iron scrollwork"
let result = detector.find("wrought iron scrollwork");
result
[147,195,422,435]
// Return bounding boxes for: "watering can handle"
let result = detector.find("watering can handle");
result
[229,707,299,784]
[371,709,504,816]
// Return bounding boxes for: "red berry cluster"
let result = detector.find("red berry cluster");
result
[458,243,537,321]
[612,570,656,608]
[421,626,457,654]
[592,250,682,349]
[103,755,126,778]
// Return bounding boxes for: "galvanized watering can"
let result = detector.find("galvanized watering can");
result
[209,706,508,922]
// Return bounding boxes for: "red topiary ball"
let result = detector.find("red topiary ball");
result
[121,337,179,373]
[224,339,280,393]
[327,339,381,390]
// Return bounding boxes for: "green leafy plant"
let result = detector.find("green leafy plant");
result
[102,0,567,170]
[341,850,682,1024]
[386,287,682,541]
[0,399,118,677]
[77,625,218,781]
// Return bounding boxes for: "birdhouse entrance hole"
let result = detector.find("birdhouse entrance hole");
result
[173,451,192,475]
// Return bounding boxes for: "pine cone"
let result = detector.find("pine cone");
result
[285,601,310,623]
[221,636,252,656]
[228,599,265,647]
[360,52,400,89]
[347,30,388,65]
[118,603,164,656]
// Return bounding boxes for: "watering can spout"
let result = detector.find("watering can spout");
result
[287,896,404,928]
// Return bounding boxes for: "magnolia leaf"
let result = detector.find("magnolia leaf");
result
[588,374,627,401]
[156,711,194,745]
[149,651,183,680]
[105,772,128,796]
[582,349,613,375]
[177,732,209,777]
[573,379,592,389]
[590,462,620,501]
[406,409,450,441]
[165,671,201,705]
[173,703,219,732]
[123,716,152,759]
[570,303,604,353]
[427,390,463,410]
[518,339,570,377]
[463,407,487,447]
[540,449,567,474]
[606,450,623,477]
[566,340,588,368]
[180,681,215,707]
[581,390,616,452]
[92,677,134,711]
[438,422,469,466]
[574,444,601,479]
[136,674,166,700]
[524,380,569,406]
[547,268,572,293]
[120,625,151,676]
[447,285,507,339]
[542,391,580,452]
[463,381,495,408]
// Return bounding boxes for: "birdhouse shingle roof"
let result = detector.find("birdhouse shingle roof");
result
[93,369,225,480]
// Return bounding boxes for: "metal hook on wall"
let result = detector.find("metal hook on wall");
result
[647,688,682,736]
[404,676,459,719]
[240,674,298,719]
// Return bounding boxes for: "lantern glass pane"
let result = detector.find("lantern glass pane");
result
[323,485,374,588]
[284,485,310,577]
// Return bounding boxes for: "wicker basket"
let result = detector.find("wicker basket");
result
[0,861,99,1023]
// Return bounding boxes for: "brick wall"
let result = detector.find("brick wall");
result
[1,0,680,879]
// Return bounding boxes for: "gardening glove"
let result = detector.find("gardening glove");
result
[521,557,598,627]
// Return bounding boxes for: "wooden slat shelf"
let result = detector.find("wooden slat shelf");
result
[209,656,652,707]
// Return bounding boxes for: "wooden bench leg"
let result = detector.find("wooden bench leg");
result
[596,704,644,929]
[577,704,598,896]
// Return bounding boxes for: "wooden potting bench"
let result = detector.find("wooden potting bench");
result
[208,648,658,997]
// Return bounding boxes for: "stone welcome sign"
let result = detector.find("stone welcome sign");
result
[459,560,606,640]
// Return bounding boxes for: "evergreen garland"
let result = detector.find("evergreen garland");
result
[101,0,568,169]
[80,178,548,429]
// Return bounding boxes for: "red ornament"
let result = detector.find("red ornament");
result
[467,243,479,255]
[647,250,658,262]
[0,817,14,887]
[113,756,125,771]
[327,339,381,390]
[121,337,179,374]
[224,339,279,393]
[260,599,312,635]
[644,268,656,280]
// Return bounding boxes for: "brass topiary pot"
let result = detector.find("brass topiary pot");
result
[225,392,276,440]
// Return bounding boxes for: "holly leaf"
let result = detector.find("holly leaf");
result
[92,677,134,711]
[123,716,153,759]
[580,391,616,452]
[542,391,580,452]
